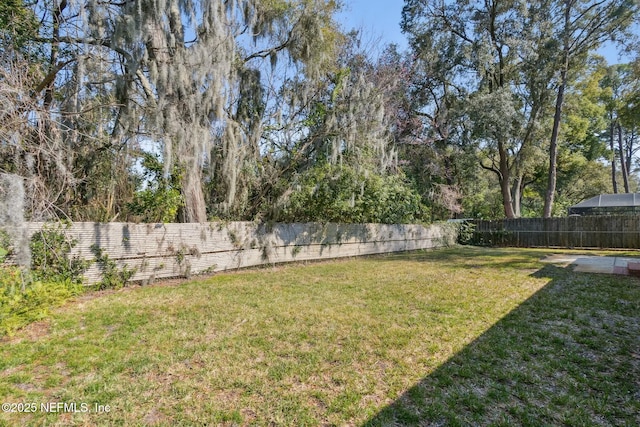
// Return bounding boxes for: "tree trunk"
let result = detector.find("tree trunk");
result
[625,128,634,178]
[498,140,516,218]
[543,67,567,218]
[181,166,207,223]
[43,0,67,110]
[544,1,572,218]
[500,178,516,218]
[618,123,630,193]
[610,122,618,193]
[511,175,523,218]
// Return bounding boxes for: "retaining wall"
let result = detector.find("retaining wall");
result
[11,222,456,285]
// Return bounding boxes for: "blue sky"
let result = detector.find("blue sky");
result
[337,0,628,64]
[337,0,408,51]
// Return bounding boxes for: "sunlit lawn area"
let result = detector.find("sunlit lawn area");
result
[1,247,638,426]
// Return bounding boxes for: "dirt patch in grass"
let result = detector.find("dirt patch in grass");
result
[1,319,51,344]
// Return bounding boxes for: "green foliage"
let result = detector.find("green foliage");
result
[30,222,91,284]
[91,245,136,290]
[128,153,183,223]
[0,0,39,51]
[0,266,83,336]
[466,229,514,247]
[280,163,427,223]
[0,222,93,336]
[128,187,182,223]
[563,59,609,161]
[554,152,612,214]
[401,0,638,218]
[455,221,476,245]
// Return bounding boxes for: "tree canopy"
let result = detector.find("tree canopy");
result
[0,0,638,223]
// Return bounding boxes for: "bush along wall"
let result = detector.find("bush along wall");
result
[1,223,86,337]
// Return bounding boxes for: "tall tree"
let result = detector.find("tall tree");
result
[402,0,555,218]
[379,38,471,218]
[600,63,640,193]
[14,0,342,222]
[543,0,637,216]
[106,0,341,222]
[551,57,613,213]
[255,32,422,222]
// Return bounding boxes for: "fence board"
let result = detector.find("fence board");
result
[469,216,640,249]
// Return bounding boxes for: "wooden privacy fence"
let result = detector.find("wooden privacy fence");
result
[469,216,640,249]
[11,222,456,285]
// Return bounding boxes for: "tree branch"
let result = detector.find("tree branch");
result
[33,36,157,106]
[479,158,501,178]
[32,58,76,94]
[243,17,301,63]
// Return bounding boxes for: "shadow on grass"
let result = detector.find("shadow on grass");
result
[363,263,640,426]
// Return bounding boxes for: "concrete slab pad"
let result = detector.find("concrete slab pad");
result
[576,257,615,267]
[573,262,614,274]
[540,254,582,264]
[626,261,640,269]
[614,258,634,268]
[541,254,640,276]
[626,262,640,277]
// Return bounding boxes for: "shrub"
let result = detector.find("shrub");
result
[91,245,136,290]
[280,163,427,224]
[0,222,89,337]
[127,152,183,223]
[29,222,90,284]
[456,220,476,245]
[0,265,83,336]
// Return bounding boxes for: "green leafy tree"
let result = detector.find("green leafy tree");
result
[128,153,183,223]
[543,0,637,216]
[526,57,624,214]
[600,62,640,193]
[280,163,426,224]
[0,0,39,52]
[255,31,420,223]
[402,0,556,218]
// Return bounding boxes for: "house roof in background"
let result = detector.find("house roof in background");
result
[571,193,640,208]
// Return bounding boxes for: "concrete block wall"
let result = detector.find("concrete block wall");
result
[15,222,457,285]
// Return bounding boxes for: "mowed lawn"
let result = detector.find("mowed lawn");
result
[0,247,638,426]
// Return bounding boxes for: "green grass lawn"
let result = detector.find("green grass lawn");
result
[0,247,638,426]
